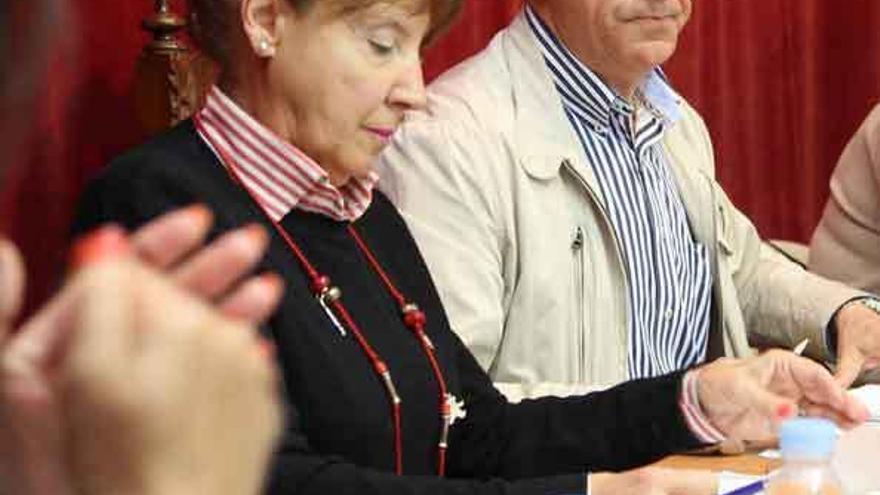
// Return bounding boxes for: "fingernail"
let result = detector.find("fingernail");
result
[183,204,212,228]
[256,338,276,360]
[243,224,268,245]
[777,403,795,419]
[257,273,284,294]
[69,225,131,269]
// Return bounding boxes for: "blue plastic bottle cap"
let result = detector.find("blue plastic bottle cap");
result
[779,418,838,460]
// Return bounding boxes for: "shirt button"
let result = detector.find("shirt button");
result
[664,309,673,320]
[318,176,329,185]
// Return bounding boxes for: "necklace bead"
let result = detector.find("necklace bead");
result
[311,275,332,294]
[403,306,427,329]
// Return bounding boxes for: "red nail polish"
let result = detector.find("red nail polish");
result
[69,225,131,269]
[777,403,795,419]
[183,204,212,227]
[243,224,268,245]
[256,339,276,360]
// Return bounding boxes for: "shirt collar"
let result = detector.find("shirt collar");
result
[525,6,682,133]
[194,86,378,222]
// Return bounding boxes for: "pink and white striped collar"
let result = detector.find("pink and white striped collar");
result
[194,86,378,222]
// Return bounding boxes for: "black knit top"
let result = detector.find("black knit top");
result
[72,120,703,495]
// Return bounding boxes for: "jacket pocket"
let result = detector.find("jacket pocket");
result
[572,226,587,381]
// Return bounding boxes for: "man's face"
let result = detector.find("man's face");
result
[541,0,692,90]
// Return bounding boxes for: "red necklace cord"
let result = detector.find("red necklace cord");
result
[196,115,450,476]
[348,225,452,474]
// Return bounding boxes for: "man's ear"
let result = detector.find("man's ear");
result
[240,0,285,58]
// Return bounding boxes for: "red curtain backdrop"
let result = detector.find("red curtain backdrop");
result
[7,0,880,315]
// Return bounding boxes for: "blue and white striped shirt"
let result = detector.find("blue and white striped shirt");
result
[527,8,714,379]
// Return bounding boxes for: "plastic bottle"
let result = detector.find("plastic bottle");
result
[765,418,844,495]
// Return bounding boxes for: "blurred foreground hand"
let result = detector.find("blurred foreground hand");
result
[0,206,284,495]
[62,258,282,495]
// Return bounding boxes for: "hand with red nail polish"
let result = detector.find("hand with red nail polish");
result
[60,261,282,495]
[78,206,284,327]
[1,244,283,495]
[69,224,132,270]
[129,206,283,326]
[694,350,870,443]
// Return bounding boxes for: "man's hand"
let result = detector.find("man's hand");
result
[697,351,870,442]
[832,301,880,387]
[591,467,716,495]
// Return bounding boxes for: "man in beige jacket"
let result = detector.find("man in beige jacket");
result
[810,104,880,295]
[377,0,880,400]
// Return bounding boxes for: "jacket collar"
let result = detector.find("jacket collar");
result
[504,9,682,184]
[504,11,586,182]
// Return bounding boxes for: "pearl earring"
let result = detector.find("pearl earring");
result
[257,39,272,57]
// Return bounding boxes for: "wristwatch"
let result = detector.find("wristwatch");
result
[856,297,880,315]
[826,297,880,358]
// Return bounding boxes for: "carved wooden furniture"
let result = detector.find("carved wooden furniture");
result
[134,0,216,134]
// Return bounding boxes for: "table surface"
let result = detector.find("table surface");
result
[655,453,780,475]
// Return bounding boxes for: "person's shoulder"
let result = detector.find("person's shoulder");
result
[96,120,219,188]
[860,103,880,137]
[425,32,516,128]
[849,102,880,173]
[365,189,401,224]
[103,120,205,175]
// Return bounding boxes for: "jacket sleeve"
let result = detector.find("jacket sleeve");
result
[676,103,867,361]
[809,104,880,295]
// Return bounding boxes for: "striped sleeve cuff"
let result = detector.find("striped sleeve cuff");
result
[679,369,726,444]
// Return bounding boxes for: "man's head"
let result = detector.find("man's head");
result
[529,0,692,98]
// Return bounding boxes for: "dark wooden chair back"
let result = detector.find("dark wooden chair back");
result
[134,0,216,134]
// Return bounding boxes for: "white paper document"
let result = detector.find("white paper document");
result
[833,422,880,493]
[716,471,764,495]
[849,384,880,422]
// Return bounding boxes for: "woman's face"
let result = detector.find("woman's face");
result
[269,1,430,186]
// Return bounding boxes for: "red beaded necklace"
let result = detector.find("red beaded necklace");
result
[196,116,451,476]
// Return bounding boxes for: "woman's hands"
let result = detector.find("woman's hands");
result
[697,350,869,442]
[61,258,282,495]
[0,206,284,495]
[590,350,870,495]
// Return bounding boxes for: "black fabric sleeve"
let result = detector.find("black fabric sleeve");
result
[265,339,702,495]
[446,335,704,479]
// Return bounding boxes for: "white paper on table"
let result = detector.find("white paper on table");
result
[832,422,880,494]
[849,384,880,422]
[717,471,764,495]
